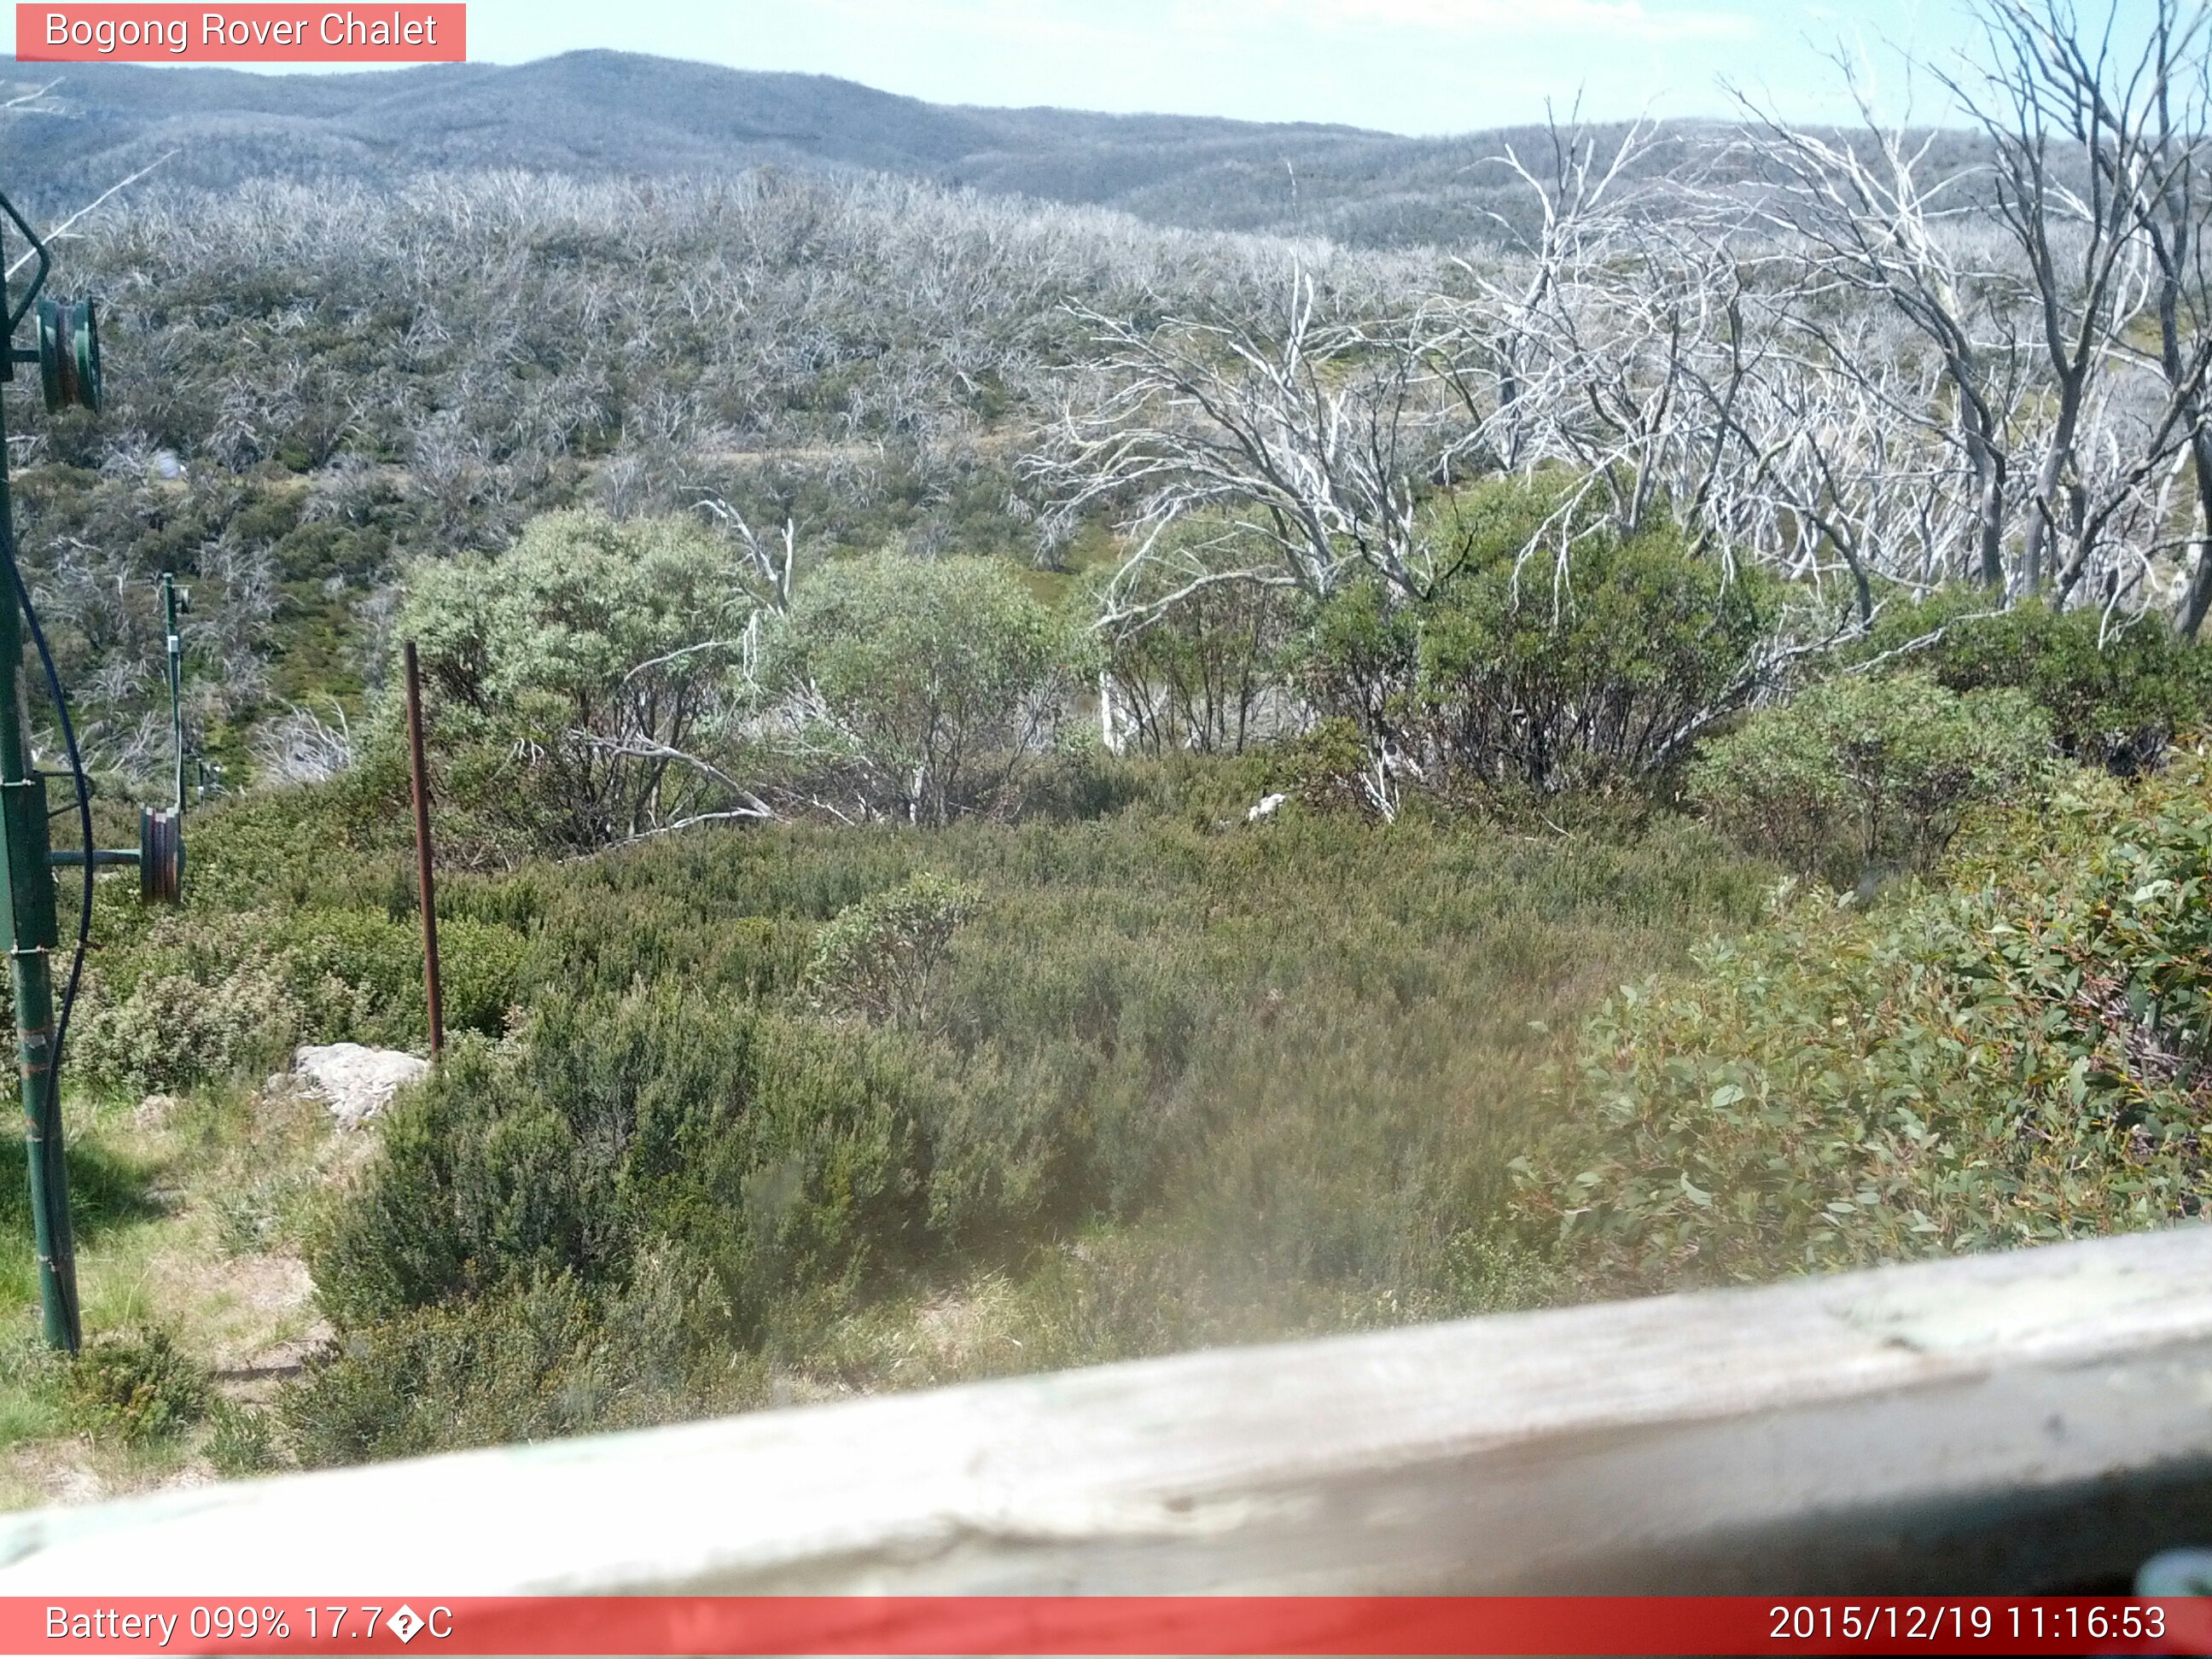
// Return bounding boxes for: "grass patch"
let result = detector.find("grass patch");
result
[0,1082,340,1505]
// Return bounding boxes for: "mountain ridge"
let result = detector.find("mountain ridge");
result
[0,48,1672,246]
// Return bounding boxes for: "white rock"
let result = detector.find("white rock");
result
[291,1043,430,1129]
[1246,792,1289,823]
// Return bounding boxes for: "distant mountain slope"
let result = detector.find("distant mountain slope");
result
[0,49,1689,246]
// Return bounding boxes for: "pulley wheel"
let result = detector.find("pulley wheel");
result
[138,806,182,905]
[36,296,99,415]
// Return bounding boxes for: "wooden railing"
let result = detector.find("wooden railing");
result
[3,1225,2211,1593]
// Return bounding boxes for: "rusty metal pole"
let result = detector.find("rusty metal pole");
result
[402,641,443,1059]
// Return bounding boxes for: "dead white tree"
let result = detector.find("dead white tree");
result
[1939,0,2180,595]
[1733,67,2025,594]
[1452,112,1667,476]
[1031,267,1481,625]
[691,494,800,691]
[1999,0,2212,632]
[252,700,354,785]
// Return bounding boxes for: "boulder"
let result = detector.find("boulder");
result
[291,1043,430,1129]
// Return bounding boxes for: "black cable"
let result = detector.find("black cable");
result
[2,549,92,1071]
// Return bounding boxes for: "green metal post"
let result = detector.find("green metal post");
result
[0,391,76,1353]
[162,573,183,813]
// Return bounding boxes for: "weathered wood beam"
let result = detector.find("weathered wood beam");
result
[5,1225,2212,1593]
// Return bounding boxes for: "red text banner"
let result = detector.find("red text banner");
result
[5,1597,2212,1656]
[18,5,464,61]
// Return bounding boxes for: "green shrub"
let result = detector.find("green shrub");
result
[288,773,1775,1457]
[78,962,301,1096]
[284,1263,742,1467]
[74,899,527,1092]
[805,872,978,1027]
[1516,752,2212,1294]
[771,551,1080,824]
[1290,480,1782,797]
[178,783,403,915]
[272,908,527,1040]
[400,510,760,858]
[1294,580,1420,759]
[1858,591,2212,772]
[71,1330,209,1443]
[311,995,928,1339]
[1413,509,1780,791]
[1690,672,2052,881]
[521,899,812,1008]
[1095,518,1298,756]
[1268,717,1385,817]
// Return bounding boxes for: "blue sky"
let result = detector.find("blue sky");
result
[461,0,1991,132]
[3,1,2143,134]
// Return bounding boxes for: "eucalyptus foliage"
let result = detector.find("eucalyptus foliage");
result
[399,510,763,853]
[1519,754,2212,1292]
[1690,672,2053,882]
[804,872,979,1028]
[1856,591,2212,775]
[770,551,1081,824]
[1289,485,1784,797]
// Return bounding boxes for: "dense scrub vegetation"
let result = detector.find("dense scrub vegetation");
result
[1690,672,2053,886]
[30,490,2211,1480]
[1516,750,2212,1290]
[15,1,2212,1494]
[26,296,2212,1478]
[60,764,1768,1467]
[0,169,1440,791]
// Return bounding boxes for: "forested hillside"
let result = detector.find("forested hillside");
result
[7,167,1448,782]
[0,51,1954,246]
[7,6,2212,1504]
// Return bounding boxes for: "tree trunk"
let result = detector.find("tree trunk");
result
[2176,428,2212,638]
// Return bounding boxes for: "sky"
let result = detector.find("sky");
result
[0,0,2146,134]
[446,0,2011,132]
